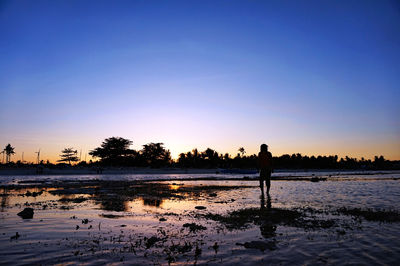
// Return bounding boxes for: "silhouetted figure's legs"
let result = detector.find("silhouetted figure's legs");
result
[266,195,271,209]
[266,178,270,197]
[260,192,265,209]
[259,177,264,195]
[260,169,267,197]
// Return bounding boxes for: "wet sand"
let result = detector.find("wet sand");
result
[0,177,399,265]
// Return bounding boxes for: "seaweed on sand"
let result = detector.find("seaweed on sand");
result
[59,197,89,203]
[336,207,400,223]
[145,236,163,249]
[99,214,125,219]
[203,208,301,230]
[202,207,340,230]
[182,223,207,232]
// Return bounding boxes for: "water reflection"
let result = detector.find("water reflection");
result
[95,194,128,212]
[260,194,271,210]
[259,195,276,238]
[1,188,9,212]
[169,184,181,190]
[141,197,163,207]
[0,181,257,213]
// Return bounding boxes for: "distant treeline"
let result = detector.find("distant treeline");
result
[2,137,399,170]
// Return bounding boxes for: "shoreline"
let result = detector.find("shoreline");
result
[0,167,398,176]
[0,167,220,176]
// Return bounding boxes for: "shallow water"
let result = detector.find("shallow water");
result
[1,170,399,185]
[0,174,399,265]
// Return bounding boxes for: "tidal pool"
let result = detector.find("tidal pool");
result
[0,176,399,265]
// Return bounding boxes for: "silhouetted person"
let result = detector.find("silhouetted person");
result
[258,144,272,197]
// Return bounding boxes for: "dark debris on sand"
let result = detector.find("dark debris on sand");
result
[202,207,351,231]
[335,207,400,223]
[182,223,207,232]
[202,208,303,230]
[59,197,89,204]
[236,240,277,251]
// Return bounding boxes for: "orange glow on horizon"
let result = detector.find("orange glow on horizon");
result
[4,144,400,164]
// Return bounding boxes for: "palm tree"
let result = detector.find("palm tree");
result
[238,147,246,157]
[3,144,15,163]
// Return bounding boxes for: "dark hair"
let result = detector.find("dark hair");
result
[260,144,268,152]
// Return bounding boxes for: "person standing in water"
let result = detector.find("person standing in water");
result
[258,144,272,197]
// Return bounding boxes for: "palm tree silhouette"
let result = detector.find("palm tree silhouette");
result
[3,144,15,163]
[238,147,246,157]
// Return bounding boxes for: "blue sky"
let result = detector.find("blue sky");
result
[1,0,399,161]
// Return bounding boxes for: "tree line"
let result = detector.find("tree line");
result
[1,137,399,170]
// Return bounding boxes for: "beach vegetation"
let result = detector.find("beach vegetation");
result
[0,138,399,169]
[3,143,15,164]
[139,142,171,168]
[89,137,136,166]
[58,148,79,165]
[238,147,246,157]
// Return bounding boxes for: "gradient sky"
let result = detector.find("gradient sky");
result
[1,0,399,162]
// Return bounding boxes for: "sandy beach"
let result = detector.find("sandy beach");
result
[0,172,399,265]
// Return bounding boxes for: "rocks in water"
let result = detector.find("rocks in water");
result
[82,219,89,224]
[17,208,34,219]
[195,206,206,210]
[237,240,276,251]
[182,223,207,232]
[10,232,20,240]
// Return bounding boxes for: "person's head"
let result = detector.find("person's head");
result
[260,144,268,153]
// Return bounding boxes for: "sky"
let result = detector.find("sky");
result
[1,0,399,162]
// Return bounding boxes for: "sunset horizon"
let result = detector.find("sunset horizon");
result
[1,1,400,265]
[1,135,399,164]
